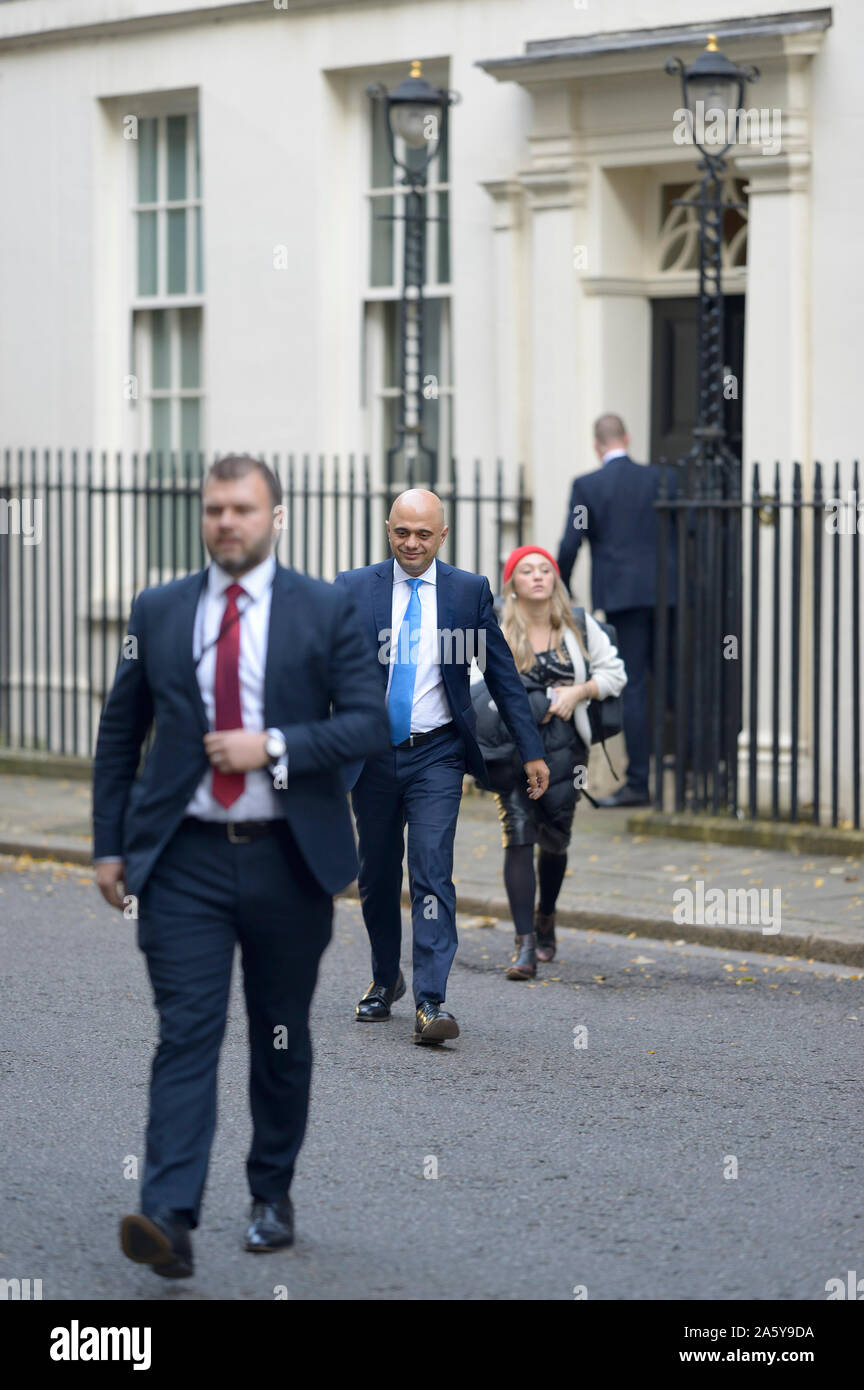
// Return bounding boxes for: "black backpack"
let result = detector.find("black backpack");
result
[571,607,623,752]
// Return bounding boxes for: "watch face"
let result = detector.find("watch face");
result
[266,732,286,758]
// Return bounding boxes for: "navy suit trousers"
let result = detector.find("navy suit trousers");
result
[607,606,676,795]
[351,727,466,1006]
[136,819,332,1226]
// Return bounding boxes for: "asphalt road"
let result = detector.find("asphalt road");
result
[1,853,862,1302]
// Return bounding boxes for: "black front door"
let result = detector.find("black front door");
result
[650,295,744,463]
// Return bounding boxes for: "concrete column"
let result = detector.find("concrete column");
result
[479,179,526,471]
[735,149,816,814]
[518,158,590,559]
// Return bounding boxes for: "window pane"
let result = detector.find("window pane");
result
[384,301,399,386]
[167,209,187,292]
[370,97,392,187]
[137,211,158,295]
[151,309,170,389]
[137,118,158,203]
[151,399,171,470]
[422,395,439,460]
[369,195,394,287]
[180,399,200,458]
[195,206,203,293]
[436,190,450,283]
[422,297,441,383]
[436,120,449,183]
[180,309,201,388]
[192,112,201,198]
[167,115,187,201]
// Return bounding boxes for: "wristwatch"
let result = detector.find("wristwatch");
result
[264,728,287,762]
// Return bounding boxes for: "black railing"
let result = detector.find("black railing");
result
[0,448,529,759]
[653,458,862,828]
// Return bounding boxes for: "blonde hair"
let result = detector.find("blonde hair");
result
[501,571,589,674]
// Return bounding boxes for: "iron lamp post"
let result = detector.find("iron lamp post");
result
[367,62,458,487]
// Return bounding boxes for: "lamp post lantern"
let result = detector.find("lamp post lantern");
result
[666,35,759,473]
[367,62,458,488]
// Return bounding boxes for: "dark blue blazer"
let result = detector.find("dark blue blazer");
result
[92,563,390,898]
[557,456,678,613]
[332,558,545,789]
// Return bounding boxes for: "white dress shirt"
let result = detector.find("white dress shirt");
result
[184,553,280,821]
[601,447,629,465]
[386,558,452,734]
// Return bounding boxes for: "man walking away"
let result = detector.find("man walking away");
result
[557,414,676,807]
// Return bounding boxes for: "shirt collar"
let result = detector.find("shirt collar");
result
[602,448,628,466]
[393,557,437,586]
[208,552,276,602]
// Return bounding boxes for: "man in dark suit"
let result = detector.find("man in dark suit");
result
[557,414,676,807]
[93,455,389,1279]
[334,490,548,1045]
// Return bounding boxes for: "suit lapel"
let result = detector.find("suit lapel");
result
[179,569,210,735]
[264,563,292,719]
[372,561,394,684]
[434,561,453,665]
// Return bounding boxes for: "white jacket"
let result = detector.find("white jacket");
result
[559,613,627,749]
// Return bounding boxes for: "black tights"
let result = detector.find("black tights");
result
[503,844,568,935]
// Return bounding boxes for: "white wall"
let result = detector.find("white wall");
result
[0,0,857,473]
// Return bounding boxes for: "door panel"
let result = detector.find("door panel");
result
[650,295,745,463]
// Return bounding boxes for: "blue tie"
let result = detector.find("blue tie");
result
[388,577,423,746]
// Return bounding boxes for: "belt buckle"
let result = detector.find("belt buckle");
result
[226,821,251,844]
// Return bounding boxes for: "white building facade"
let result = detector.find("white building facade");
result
[0,0,860,821]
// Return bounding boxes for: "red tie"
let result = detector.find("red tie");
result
[212,582,246,808]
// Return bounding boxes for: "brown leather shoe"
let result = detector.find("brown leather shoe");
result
[534,910,556,962]
[505,932,537,980]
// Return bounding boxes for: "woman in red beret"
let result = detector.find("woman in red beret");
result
[470,546,626,978]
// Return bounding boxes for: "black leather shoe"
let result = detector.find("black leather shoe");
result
[355,969,407,1021]
[413,1001,459,1045]
[120,1209,194,1279]
[595,785,651,807]
[245,1194,294,1252]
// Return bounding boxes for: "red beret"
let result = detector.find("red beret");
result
[502,546,561,586]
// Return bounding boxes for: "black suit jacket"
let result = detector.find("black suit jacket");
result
[557,456,678,612]
[92,563,390,898]
[332,558,545,789]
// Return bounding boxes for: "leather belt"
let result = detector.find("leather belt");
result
[393,720,457,750]
[182,817,281,844]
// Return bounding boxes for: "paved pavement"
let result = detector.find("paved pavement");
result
[1,769,862,964]
[1,854,862,1301]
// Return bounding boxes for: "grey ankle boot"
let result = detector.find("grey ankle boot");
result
[505,932,537,980]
